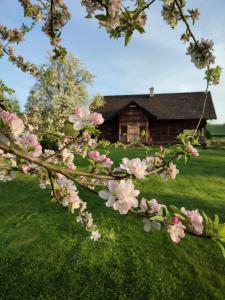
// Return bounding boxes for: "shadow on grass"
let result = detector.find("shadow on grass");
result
[0,149,225,300]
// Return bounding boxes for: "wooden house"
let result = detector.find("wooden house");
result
[97,90,216,145]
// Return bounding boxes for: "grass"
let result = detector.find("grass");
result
[0,148,225,300]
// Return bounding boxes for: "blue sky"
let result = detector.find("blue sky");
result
[0,0,225,123]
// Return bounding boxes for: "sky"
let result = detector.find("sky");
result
[0,0,225,123]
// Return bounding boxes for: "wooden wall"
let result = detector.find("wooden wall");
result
[149,119,206,145]
[99,117,119,142]
[99,106,207,145]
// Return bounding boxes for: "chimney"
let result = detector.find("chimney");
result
[149,87,154,97]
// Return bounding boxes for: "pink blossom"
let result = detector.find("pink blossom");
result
[167,163,179,179]
[0,110,24,138]
[90,230,101,241]
[74,107,82,118]
[62,148,75,170]
[187,143,199,157]
[144,156,163,171]
[33,144,42,158]
[20,164,30,173]
[69,107,104,131]
[19,133,42,157]
[88,150,100,160]
[161,163,179,180]
[171,216,180,224]
[120,158,147,179]
[139,198,148,212]
[143,218,161,232]
[69,106,91,131]
[99,179,139,214]
[89,112,104,126]
[62,190,81,212]
[181,207,203,235]
[150,199,161,213]
[99,154,113,168]
[167,222,186,243]
[88,138,97,148]
[139,198,161,214]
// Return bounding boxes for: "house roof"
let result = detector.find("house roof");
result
[97,92,217,120]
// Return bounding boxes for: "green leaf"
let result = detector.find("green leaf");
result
[175,213,186,221]
[161,205,170,218]
[215,241,225,258]
[125,30,133,46]
[214,214,219,228]
[203,211,211,227]
[150,215,164,222]
[134,23,145,34]
[218,224,225,239]
[184,155,190,164]
[133,9,141,20]
[64,122,79,137]
[102,0,109,5]
[95,14,108,22]
[170,205,180,213]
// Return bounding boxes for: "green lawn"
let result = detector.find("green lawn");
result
[0,148,225,300]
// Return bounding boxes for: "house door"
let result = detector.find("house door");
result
[127,124,139,142]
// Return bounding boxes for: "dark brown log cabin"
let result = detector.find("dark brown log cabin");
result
[97,91,217,145]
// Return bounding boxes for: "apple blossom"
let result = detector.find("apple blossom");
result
[62,148,75,169]
[161,3,180,28]
[120,158,147,179]
[144,156,163,171]
[18,132,42,158]
[69,107,91,131]
[186,39,215,69]
[61,189,80,210]
[181,207,203,235]
[187,143,199,157]
[88,150,100,160]
[89,112,104,126]
[0,110,24,138]
[88,151,113,168]
[167,221,186,243]
[143,218,161,232]
[90,230,101,241]
[139,198,162,215]
[99,179,139,214]
[69,107,104,131]
[0,169,16,182]
[20,163,31,173]
[88,138,97,148]
[99,154,113,168]
[161,163,179,180]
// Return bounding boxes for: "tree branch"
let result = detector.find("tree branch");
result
[48,169,60,203]
[174,0,199,47]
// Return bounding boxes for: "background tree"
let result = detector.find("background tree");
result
[0,80,21,114]
[25,52,104,145]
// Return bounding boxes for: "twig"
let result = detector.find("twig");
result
[192,78,210,137]
[142,0,157,11]
[0,142,115,180]
[174,0,199,47]
[96,0,109,16]
[48,170,60,203]
[129,209,212,240]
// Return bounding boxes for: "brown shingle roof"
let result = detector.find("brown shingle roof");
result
[97,92,216,120]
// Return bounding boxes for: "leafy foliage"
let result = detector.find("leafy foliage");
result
[25,52,103,143]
